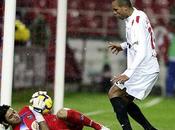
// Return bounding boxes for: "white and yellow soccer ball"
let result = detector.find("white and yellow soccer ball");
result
[37,94,53,114]
[31,94,53,114]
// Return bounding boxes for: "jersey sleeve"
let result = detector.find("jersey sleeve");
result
[123,16,147,78]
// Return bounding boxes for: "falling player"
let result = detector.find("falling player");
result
[0,91,110,130]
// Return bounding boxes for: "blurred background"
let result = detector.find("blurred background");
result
[0,0,175,98]
[1,0,175,129]
[0,0,175,96]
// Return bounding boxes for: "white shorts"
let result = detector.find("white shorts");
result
[115,72,159,100]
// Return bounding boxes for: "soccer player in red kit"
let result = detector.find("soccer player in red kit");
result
[44,108,105,130]
[0,92,109,130]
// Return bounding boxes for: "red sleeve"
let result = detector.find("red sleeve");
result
[44,113,68,130]
[13,106,37,130]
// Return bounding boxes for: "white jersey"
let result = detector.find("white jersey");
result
[120,8,159,78]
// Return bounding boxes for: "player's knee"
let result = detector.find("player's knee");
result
[108,85,123,99]
[56,108,68,119]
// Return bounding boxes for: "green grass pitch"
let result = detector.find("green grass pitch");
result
[12,89,175,130]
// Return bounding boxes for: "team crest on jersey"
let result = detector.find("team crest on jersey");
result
[27,115,34,119]
[31,121,39,130]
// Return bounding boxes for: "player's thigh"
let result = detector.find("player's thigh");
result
[108,84,126,98]
[122,94,135,103]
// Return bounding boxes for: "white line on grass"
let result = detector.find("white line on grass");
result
[84,97,162,116]
[142,97,162,108]
[85,110,107,116]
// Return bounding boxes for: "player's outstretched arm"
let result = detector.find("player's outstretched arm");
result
[29,98,49,130]
[107,41,123,55]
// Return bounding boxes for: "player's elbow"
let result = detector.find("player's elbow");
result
[56,108,68,119]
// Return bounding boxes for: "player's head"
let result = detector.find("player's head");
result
[112,0,133,20]
[0,105,21,128]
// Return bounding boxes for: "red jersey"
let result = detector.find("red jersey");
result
[13,106,83,130]
[13,106,38,130]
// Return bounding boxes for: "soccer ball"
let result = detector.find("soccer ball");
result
[37,95,53,114]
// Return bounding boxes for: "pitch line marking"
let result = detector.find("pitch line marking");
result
[85,110,107,116]
[142,97,162,108]
[84,97,162,116]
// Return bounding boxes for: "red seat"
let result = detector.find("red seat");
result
[16,0,33,7]
[107,16,119,36]
[67,11,82,27]
[0,0,4,18]
[83,13,103,28]
[67,11,84,34]
[81,0,96,10]
[68,0,82,9]
[43,0,57,9]
[23,11,36,25]
[95,0,111,11]
[107,16,118,29]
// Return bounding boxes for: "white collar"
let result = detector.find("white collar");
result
[125,8,137,23]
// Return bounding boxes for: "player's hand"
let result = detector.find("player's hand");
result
[30,91,47,103]
[111,74,129,84]
[29,106,45,123]
[30,97,45,113]
[107,42,122,55]
[31,91,47,98]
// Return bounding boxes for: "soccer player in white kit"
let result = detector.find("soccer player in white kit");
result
[107,0,159,130]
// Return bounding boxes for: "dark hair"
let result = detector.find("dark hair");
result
[0,105,10,128]
[113,0,132,7]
